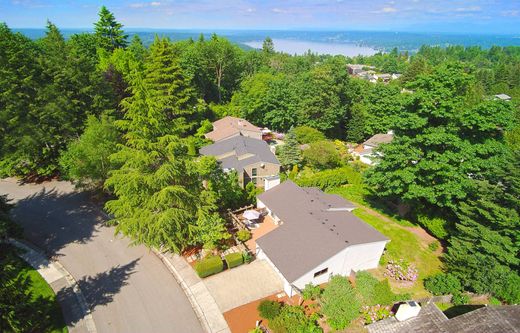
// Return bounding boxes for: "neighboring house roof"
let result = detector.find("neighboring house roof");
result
[363,133,394,148]
[205,116,262,142]
[256,180,388,282]
[368,302,520,333]
[199,135,280,171]
[494,93,512,101]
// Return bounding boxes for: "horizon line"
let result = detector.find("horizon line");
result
[7,26,520,37]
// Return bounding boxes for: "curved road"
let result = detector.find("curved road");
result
[0,178,203,333]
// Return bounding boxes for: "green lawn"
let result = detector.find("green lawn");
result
[435,303,485,318]
[328,186,443,298]
[7,253,68,333]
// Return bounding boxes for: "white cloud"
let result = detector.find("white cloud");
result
[382,7,397,13]
[272,8,288,13]
[454,6,481,12]
[245,7,256,13]
[129,2,161,9]
[502,9,519,17]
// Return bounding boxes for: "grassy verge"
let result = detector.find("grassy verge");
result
[328,186,442,298]
[4,251,68,333]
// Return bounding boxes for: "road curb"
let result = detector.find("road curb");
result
[152,248,231,333]
[7,238,97,333]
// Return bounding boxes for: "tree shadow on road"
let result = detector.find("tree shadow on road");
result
[10,187,104,258]
[57,258,140,326]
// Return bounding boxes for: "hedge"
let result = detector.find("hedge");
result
[296,166,362,190]
[225,252,244,269]
[195,256,224,278]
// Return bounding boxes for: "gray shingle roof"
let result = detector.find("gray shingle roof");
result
[368,302,520,333]
[256,180,388,282]
[199,136,280,171]
[363,133,394,147]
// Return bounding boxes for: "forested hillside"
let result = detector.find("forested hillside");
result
[1,6,518,305]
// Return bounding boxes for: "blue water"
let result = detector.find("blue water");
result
[13,28,520,55]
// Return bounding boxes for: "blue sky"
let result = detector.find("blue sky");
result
[1,0,519,33]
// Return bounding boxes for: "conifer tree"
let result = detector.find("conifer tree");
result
[94,6,128,52]
[278,127,302,169]
[104,37,210,252]
[346,103,367,143]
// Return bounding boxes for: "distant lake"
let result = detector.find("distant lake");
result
[244,38,378,56]
[13,28,520,54]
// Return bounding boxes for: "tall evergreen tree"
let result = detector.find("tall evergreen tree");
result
[104,37,209,252]
[346,103,367,143]
[278,127,302,169]
[446,149,520,303]
[94,6,128,52]
[0,24,41,176]
[262,37,275,54]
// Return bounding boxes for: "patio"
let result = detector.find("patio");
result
[228,206,279,252]
[245,214,279,251]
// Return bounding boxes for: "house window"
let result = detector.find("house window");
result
[313,268,328,278]
[252,168,258,184]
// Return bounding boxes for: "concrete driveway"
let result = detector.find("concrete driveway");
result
[203,259,284,312]
[0,178,203,333]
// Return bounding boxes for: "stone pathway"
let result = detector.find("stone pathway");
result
[8,239,96,333]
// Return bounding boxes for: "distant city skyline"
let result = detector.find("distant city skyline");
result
[1,0,519,34]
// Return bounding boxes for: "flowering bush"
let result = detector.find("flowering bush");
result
[361,304,393,324]
[385,259,418,283]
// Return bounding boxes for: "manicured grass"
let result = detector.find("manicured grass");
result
[10,255,68,333]
[328,186,443,298]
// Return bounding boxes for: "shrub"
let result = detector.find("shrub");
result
[242,251,253,264]
[257,300,281,320]
[417,214,450,239]
[268,305,321,333]
[428,241,440,252]
[356,271,408,306]
[236,229,252,242]
[321,276,360,330]
[302,283,321,301]
[225,252,244,269]
[295,166,362,190]
[302,140,342,170]
[195,256,224,278]
[361,304,393,324]
[491,270,520,304]
[424,273,462,296]
[384,259,418,283]
[293,126,325,144]
[452,292,469,306]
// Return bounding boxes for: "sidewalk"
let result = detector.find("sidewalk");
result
[154,249,231,333]
[8,239,97,333]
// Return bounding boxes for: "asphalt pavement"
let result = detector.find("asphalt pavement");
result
[0,178,203,333]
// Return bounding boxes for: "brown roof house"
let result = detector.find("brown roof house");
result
[368,300,520,333]
[199,135,280,189]
[255,180,389,297]
[353,131,394,165]
[205,116,263,142]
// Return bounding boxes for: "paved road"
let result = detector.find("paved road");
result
[0,178,203,333]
